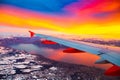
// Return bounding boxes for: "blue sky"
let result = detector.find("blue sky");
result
[0,0,78,13]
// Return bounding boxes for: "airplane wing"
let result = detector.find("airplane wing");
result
[29,31,120,76]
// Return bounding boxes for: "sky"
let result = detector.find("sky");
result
[0,0,120,40]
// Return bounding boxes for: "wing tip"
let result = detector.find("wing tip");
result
[28,30,35,37]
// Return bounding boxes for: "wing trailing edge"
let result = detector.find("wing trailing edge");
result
[95,58,110,64]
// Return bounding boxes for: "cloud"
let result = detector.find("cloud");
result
[0,0,120,40]
[65,0,120,17]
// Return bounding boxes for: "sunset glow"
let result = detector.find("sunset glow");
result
[0,0,120,39]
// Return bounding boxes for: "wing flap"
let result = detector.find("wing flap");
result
[100,52,120,66]
[95,58,109,64]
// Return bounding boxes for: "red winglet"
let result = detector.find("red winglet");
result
[104,65,120,76]
[29,31,35,37]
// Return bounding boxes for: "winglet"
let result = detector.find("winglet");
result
[28,31,35,37]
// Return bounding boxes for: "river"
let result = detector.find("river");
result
[11,43,112,70]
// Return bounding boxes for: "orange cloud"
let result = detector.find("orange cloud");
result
[0,4,120,40]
